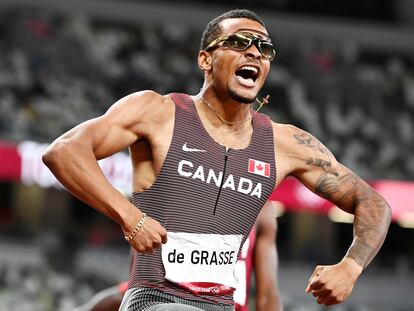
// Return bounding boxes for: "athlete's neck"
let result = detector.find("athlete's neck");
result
[194,92,253,127]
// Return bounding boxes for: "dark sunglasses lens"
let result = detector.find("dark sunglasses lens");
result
[225,35,251,50]
[259,41,275,59]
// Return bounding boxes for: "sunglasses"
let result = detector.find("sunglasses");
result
[205,33,276,61]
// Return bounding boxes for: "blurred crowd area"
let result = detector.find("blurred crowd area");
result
[1,8,414,181]
[0,262,104,311]
[152,0,396,23]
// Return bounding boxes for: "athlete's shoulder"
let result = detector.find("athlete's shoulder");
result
[272,122,338,177]
[252,111,273,128]
[107,90,175,122]
[271,122,302,150]
[119,90,172,109]
[271,122,319,154]
[271,121,300,134]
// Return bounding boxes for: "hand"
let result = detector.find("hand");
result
[305,257,363,306]
[123,214,167,253]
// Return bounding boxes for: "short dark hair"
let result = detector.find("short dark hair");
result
[200,9,265,51]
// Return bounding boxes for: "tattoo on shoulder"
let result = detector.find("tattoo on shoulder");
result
[293,132,338,174]
[293,133,327,154]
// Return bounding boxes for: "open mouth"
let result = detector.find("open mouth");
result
[235,65,259,85]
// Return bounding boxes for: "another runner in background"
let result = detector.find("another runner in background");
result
[234,200,283,311]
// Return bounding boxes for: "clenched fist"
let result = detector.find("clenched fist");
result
[306,257,363,306]
[123,213,167,253]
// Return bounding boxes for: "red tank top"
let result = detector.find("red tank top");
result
[128,93,276,305]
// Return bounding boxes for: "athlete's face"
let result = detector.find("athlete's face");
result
[203,18,273,103]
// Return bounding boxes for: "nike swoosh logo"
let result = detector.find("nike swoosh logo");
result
[182,142,206,152]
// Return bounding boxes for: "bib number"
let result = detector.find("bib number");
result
[161,232,243,295]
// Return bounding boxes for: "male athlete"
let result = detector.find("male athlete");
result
[74,201,282,311]
[43,9,391,310]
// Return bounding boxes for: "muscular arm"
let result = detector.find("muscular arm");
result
[42,90,168,251]
[275,124,391,305]
[312,168,391,267]
[289,130,391,269]
[254,201,283,311]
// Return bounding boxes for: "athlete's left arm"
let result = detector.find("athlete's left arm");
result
[275,124,392,306]
[254,201,283,311]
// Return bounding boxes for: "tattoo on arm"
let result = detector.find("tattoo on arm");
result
[293,133,328,154]
[315,171,391,268]
[306,158,338,176]
[293,132,338,175]
[315,173,358,211]
[291,131,391,268]
[346,196,391,268]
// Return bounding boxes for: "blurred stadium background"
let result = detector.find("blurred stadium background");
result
[0,0,413,310]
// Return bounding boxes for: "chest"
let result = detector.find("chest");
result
[133,95,276,237]
[200,122,254,150]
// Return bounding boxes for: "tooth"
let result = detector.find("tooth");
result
[241,66,257,73]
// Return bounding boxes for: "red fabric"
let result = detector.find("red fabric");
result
[369,180,414,221]
[178,282,235,296]
[270,176,333,214]
[0,142,21,181]
[118,281,128,294]
[248,159,270,178]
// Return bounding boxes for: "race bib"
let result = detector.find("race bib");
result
[161,232,243,295]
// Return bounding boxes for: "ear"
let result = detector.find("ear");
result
[198,51,212,71]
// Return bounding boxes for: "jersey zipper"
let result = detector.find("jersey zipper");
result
[213,147,230,215]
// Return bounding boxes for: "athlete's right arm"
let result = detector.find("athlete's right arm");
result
[42,90,167,252]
